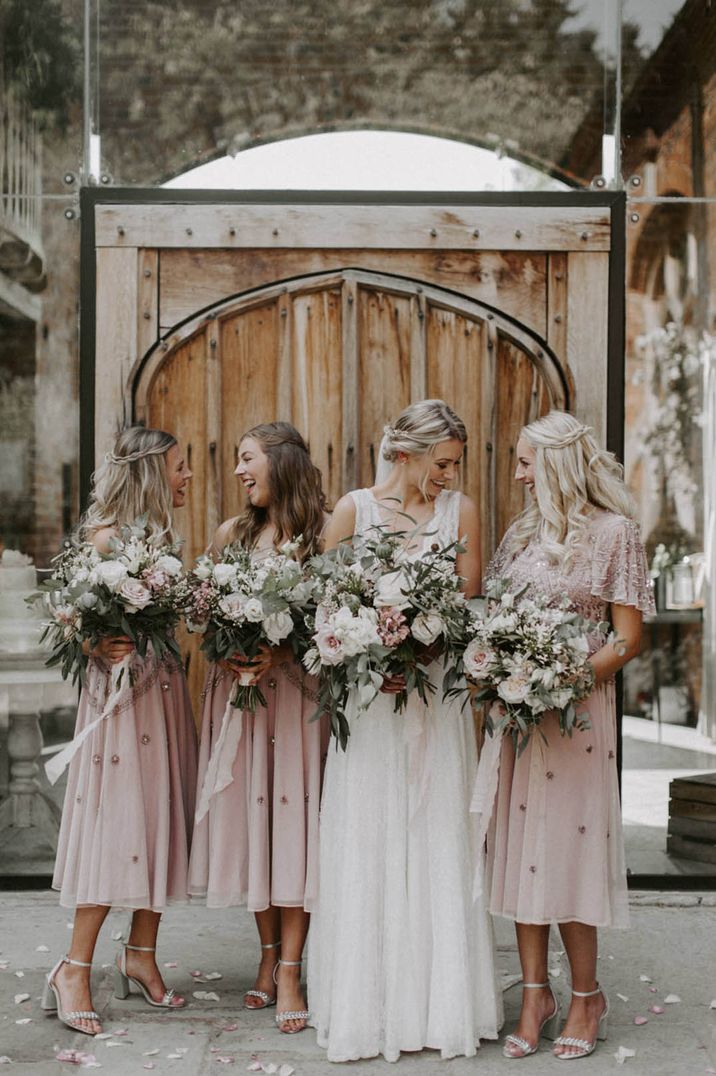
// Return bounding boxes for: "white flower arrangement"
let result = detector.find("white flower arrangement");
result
[461,578,602,755]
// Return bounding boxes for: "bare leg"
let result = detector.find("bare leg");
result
[275,906,310,1033]
[244,906,281,1008]
[503,922,556,1057]
[53,904,110,1034]
[553,921,607,1058]
[123,909,184,1007]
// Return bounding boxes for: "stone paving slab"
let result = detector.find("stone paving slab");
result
[0,892,714,1075]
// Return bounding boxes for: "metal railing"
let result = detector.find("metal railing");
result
[0,86,42,245]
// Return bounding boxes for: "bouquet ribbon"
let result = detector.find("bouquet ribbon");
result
[469,728,503,901]
[45,654,134,786]
[195,681,243,822]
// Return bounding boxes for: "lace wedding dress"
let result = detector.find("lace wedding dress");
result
[308,488,502,1062]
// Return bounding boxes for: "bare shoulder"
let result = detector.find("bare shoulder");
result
[211,517,238,556]
[323,493,357,546]
[457,493,480,529]
[88,526,117,554]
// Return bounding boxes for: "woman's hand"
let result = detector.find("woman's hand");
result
[220,643,276,684]
[92,635,134,664]
[380,672,406,695]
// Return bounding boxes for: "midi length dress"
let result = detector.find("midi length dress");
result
[188,659,329,911]
[475,510,654,929]
[308,488,502,1063]
[53,650,198,910]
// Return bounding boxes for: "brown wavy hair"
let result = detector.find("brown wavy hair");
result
[230,422,327,557]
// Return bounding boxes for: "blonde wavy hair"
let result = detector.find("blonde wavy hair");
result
[508,410,636,564]
[81,426,178,545]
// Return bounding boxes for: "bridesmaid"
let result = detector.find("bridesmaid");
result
[472,410,654,1061]
[188,421,329,1035]
[45,427,198,1036]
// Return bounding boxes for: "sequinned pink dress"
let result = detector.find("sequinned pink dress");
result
[188,660,329,910]
[53,651,198,910]
[476,511,654,928]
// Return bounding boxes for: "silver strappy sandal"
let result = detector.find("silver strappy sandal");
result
[41,955,102,1036]
[243,940,280,1009]
[553,985,609,1060]
[273,958,310,1034]
[114,943,185,1008]
[503,981,560,1059]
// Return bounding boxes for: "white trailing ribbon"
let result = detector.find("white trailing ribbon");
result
[194,677,247,822]
[45,654,133,786]
[469,729,503,900]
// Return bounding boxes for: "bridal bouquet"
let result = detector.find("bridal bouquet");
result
[32,514,185,686]
[184,539,313,712]
[461,578,602,755]
[305,526,468,748]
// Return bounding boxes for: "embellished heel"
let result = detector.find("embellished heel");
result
[115,943,185,1009]
[273,958,310,1034]
[43,955,101,1035]
[503,981,560,1059]
[554,985,609,1060]
[243,940,280,1010]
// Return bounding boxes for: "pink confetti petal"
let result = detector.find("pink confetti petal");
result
[633,1016,648,1025]
[216,1059,235,1065]
[649,1005,664,1014]
[649,987,658,993]
[221,1024,239,1032]
[164,961,178,968]
[143,1066,155,1071]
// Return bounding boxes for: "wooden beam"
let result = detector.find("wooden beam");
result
[0,270,41,321]
[96,204,611,252]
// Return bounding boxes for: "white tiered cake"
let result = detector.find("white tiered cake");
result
[0,550,43,654]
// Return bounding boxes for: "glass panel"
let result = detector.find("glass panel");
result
[623,199,715,878]
[88,0,619,189]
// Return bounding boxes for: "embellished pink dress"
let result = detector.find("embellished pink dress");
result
[473,510,654,928]
[53,651,198,910]
[188,660,329,910]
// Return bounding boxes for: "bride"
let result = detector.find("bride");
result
[308,399,502,1062]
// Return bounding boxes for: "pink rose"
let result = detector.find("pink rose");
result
[118,579,152,612]
[143,567,169,591]
[463,639,496,680]
[315,625,345,665]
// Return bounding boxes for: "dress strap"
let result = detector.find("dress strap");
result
[433,489,462,546]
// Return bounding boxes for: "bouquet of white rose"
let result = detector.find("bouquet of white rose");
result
[305,525,468,749]
[32,514,185,687]
[461,577,602,755]
[185,539,313,713]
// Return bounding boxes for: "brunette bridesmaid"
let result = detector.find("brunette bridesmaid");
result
[188,421,329,1035]
[45,427,198,1036]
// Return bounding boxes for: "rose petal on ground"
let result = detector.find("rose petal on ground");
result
[82,1063,101,1070]
[221,1024,239,1032]
[247,1065,262,1073]
[649,1005,665,1014]
[55,1049,86,1063]
[216,1059,235,1065]
[0,961,9,969]
[110,1028,128,1036]
[164,962,178,968]
[174,1048,189,1055]
[94,1034,112,1041]
[143,1066,155,1071]
[0,1059,11,1065]
[711,1000,716,1010]
[36,945,50,952]
[143,1050,160,1057]
[15,1018,32,1025]
[105,1042,129,1048]
[617,993,629,1003]
[614,1046,636,1064]
[639,974,652,983]
[634,1016,648,1025]
[261,1066,278,1075]
[278,1067,295,1076]
[167,1054,184,1060]
[664,994,681,1004]
[14,971,24,978]
[649,987,658,993]
[14,993,30,1004]
[193,990,220,1001]
[203,971,222,980]
[190,970,202,977]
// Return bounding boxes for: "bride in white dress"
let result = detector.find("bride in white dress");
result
[308,399,503,1063]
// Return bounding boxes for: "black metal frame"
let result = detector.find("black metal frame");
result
[77,186,714,890]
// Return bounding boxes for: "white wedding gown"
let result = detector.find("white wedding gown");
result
[308,488,503,1063]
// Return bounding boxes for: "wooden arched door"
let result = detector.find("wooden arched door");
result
[134,268,566,567]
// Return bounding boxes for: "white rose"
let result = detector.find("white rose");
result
[213,562,236,588]
[118,579,152,611]
[91,560,129,591]
[374,569,412,610]
[497,673,531,705]
[463,640,497,679]
[243,597,264,622]
[263,610,293,645]
[411,612,445,645]
[194,559,213,581]
[316,623,345,665]
[489,611,518,632]
[219,593,245,620]
[155,554,183,577]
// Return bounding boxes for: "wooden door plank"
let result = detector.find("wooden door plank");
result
[95,246,138,457]
[410,290,427,402]
[567,251,609,442]
[342,277,359,493]
[98,204,610,251]
[547,252,568,371]
[205,318,222,543]
[137,249,159,359]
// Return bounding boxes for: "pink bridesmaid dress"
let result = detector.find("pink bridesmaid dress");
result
[188,660,329,910]
[53,650,198,910]
[479,510,654,928]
